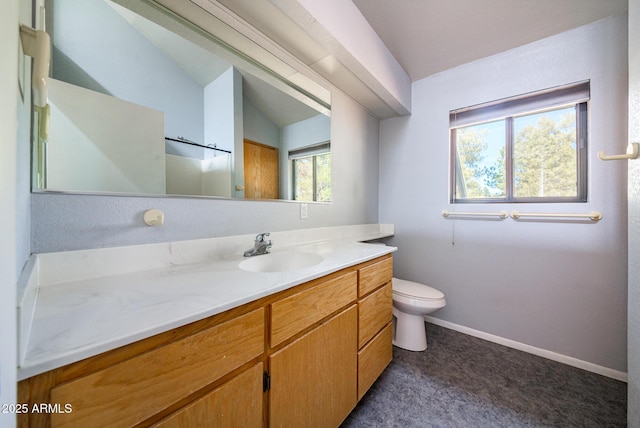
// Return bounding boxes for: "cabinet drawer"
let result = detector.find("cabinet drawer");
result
[271,271,357,347]
[154,363,263,428]
[358,322,392,400]
[358,257,393,297]
[50,308,265,428]
[358,281,392,348]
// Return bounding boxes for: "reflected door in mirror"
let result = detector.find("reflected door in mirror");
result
[244,139,279,199]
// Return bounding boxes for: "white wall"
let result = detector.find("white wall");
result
[15,3,31,286]
[0,2,18,424]
[380,15,628,373]
[628,0,640,424]
[47,79,166,194]
[281,114,331,150]
[1,0,31,426]
[204,68,237,153]
[243,96,280,148]
[51,0,204,143]
[204,67,243,197]
[165,154,232,197]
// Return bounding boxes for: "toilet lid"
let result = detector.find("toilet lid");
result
[392,278,444,300]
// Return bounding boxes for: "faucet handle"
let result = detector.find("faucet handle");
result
[255,232,270,242]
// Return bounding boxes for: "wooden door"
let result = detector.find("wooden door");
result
[244,139,279,199]
[269,305,357,428]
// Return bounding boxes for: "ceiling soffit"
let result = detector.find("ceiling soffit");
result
[209,0,411,118]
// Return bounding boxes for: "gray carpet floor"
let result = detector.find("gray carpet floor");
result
[342,323,627,428]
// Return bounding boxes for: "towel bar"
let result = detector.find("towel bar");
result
[442,210,508,219]
[510,211,602,221]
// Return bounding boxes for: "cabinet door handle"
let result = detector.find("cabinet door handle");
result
[263,371,271,392]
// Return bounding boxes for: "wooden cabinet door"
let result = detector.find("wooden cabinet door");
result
[50,309,264,428]
[269,305,357,428]
[244,139,279,199]
[154,363,263,428]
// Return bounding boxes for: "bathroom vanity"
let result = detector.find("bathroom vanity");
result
[17,225,395,427]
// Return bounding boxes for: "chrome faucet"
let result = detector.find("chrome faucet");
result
[243,233,272,257]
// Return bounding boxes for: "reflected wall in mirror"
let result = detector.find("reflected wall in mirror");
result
[35,0,331,201]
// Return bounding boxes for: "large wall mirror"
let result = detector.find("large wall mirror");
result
[33,0,331,202]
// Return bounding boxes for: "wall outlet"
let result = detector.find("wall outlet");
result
[300,203,308,219]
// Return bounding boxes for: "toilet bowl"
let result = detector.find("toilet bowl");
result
[392,277,446,351]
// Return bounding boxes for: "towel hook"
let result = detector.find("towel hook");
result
[598,143,639,161]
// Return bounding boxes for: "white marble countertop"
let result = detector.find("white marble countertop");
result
[17,224,395,380]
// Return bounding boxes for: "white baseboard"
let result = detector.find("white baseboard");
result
[424,316,627,382]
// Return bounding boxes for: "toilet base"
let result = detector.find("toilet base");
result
[392,307,428,351]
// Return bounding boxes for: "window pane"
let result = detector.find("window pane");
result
[513,107,577,198]
[455,120,506,199]
[315,153,331,202]
[449,84,588,203]
[293,157,313,201]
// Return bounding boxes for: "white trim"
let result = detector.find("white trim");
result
[424,316,628,382]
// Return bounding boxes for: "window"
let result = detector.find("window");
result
[290,142,331,202]
[450,81,589,203]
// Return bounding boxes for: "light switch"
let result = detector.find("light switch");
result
[300,203,308,219]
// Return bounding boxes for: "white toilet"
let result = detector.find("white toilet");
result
[392,277,446,351]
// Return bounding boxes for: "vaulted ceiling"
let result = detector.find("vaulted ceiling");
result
[202,0,629,118]
[352,0,628,81]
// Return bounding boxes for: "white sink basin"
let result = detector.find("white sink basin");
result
[239,252,324,273]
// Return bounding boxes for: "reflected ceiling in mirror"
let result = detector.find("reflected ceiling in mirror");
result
[35,0,331,202]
